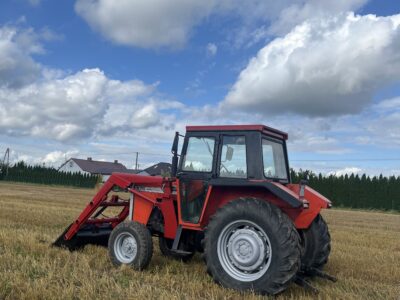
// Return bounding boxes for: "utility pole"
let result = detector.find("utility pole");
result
[1,148,10,176]
[135,152,139,171]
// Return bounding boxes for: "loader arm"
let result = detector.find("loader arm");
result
[54,173,176,249]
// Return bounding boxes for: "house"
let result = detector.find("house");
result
[58,157,128,181]
[138,162,172,177]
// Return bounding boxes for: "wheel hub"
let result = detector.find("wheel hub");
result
[122,237,136,256]
[227,228,266,271]
[114,233,137,263]
[217,220,272,282]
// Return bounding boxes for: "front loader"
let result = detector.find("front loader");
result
[54,124,335,295]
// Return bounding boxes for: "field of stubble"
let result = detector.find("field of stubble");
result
[0,181,399,300]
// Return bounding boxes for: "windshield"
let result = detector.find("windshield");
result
[262,138,288,180]
[182,137,215,172]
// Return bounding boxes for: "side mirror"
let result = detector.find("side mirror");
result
[225,146,234,161]
[171,132,179,177]
[171,131,179,154]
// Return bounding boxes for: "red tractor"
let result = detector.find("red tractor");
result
[54,125,334,295]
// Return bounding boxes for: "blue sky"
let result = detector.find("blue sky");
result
[0,0,399,175]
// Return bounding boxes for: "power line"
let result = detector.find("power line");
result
[79,151,171,157]
[291,158,400,162]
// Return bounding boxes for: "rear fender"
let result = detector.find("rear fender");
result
[199,185,300,227]
[286,184,332,229]
[208,179,303,207]
[199,183,331,230]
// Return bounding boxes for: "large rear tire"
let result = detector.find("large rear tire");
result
[299,214,331,275]
[108,221,153,270]
[203,198,301,295]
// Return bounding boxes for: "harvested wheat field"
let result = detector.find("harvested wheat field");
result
[0,181,399,300]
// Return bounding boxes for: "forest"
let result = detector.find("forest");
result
[0,161,398,211]
[0,161,99,188]
[291,169,400,211]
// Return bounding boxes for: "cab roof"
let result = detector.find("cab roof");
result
[186,125,288,140]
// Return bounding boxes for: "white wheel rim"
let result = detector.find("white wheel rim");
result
[217,220,272,282]
[114,232,138,264]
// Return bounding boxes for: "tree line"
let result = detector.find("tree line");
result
[0,161,398,210]
[290,169,400,211]
[0,161,99,188]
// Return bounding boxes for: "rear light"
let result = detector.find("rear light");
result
[299,184,305,198]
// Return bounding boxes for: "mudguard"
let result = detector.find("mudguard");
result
[209,178,303,208]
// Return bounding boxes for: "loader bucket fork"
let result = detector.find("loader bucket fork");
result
[53,173,144,250]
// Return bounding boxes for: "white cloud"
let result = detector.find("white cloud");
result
[206,43,217,57]
[75,0,215,49]
[373,96,400,111]
[223,13,400,116]
[0,68,172,141]
[328,167,362,176]
[7,148,79,167]
[0,24,63,89]
[0,24,185,143]
[269,0,368,35]
[42,150,79,166]
[289,134,349,155]
[0,26,41,88]
[2,11,400,177]
[28,0,41,6]
[0,68,106,140]
[362,97,400,146]
[74,0,368,49]
[221,0,368,48]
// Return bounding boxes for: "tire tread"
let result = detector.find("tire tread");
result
[203,198,300,295]
[108,221,153,270]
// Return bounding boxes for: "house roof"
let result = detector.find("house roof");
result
[142,162,172,176]
[61,158,128,175]
[123,169,143,174]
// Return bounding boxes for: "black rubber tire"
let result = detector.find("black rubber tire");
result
[203,198,301,295]
[158,237,194,262]
[108,221,153,270]
[299,214,331,275]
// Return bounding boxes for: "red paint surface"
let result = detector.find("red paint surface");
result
[64,173,172,240]
[186,124,288,140]
[286,184,331,228]
[64,173,331,242]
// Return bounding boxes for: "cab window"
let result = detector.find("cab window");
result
[262,139,287,180]
[182,137,215,172]
[219,136,247,178]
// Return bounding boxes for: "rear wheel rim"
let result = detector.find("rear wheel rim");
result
[217,220,272,282]
[114,232,138,264]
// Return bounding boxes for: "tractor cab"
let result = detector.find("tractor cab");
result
[171,125,291,224]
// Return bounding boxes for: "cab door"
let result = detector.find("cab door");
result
[177,135,217,224]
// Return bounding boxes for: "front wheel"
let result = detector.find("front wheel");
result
[203,198,301,295]
[108,221,153,270]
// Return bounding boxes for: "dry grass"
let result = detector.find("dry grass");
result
[0,181,399,300]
